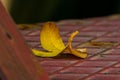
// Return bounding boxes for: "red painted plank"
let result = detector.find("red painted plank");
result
[0,1,49,80]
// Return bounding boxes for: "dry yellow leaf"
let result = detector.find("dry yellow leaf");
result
[32,22,87,58]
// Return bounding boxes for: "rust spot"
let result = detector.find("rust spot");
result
[6,32,12,40]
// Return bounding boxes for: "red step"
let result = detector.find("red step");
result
[0,1,49,80]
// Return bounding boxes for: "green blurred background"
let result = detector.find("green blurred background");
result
[5,0,120,23]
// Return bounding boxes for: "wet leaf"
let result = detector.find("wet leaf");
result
[32,22,87,58]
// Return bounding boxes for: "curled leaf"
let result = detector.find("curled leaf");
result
[40,22,65,51]
[32,22,87,58]
[32,22,65,57]
[64,31,87,58]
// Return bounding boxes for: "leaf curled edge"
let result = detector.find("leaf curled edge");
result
[64,31,87,58]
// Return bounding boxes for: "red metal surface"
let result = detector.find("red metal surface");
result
[21,16,120,80]
[0,1,49,80]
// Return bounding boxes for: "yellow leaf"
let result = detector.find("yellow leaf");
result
[40,22,65,51]
[32,22,65,57]
[32,49,63,57]
[32,22,87,58]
